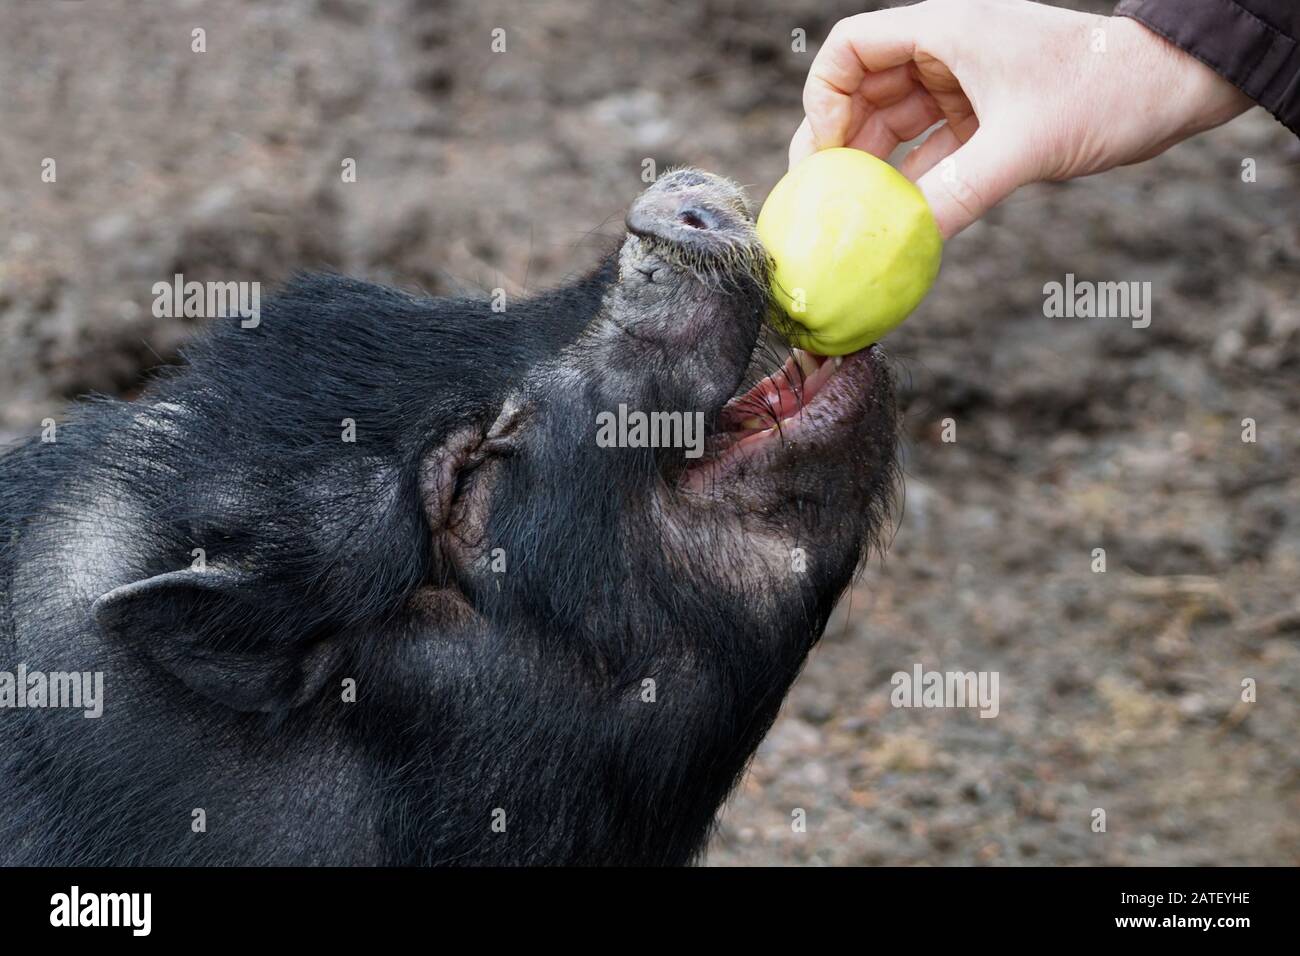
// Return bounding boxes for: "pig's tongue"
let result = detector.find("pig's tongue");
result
[720,348,842,433]
[681,345,873,494]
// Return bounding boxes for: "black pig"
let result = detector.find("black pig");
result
[0,170,898,865]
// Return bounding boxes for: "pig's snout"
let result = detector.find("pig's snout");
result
[606,167,770,395]
[625,169,755,250]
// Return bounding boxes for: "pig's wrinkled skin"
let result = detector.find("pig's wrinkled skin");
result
[0,170,898,865]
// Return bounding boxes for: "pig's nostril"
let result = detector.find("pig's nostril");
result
[677,208,713,230]
[626,197,733,244]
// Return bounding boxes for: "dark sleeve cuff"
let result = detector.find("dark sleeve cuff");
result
[1115,0,1300,137]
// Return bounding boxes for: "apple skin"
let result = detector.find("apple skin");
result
[757,148,943,356]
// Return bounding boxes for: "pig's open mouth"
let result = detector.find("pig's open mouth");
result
[618,165,894,500]
[680,344,881,494]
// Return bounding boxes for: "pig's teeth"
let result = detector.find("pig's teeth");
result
[833,356,843,369]
[803,354,837,397]
[794,349,820,379]
[739,416,766,430]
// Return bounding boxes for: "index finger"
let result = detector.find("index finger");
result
[802,6,929,152]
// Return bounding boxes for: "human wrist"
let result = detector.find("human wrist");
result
[1111,13,1253,138]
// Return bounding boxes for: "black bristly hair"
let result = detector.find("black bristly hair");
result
[0,235,898,865]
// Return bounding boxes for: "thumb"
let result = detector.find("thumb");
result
[915,130,1026,239]
[788,117,816,169]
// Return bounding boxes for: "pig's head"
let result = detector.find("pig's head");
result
[425,168,898,685]
[3,170,898,865]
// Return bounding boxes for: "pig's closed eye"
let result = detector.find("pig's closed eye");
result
[449,457,486,511]
[419,400,530,568]
[450,426,521,512]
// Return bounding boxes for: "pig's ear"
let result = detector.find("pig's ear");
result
[91,568,342,713]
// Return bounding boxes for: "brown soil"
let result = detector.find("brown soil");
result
[2,0,1296,865]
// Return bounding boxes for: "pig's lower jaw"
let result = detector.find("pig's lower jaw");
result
[678,345,883,496]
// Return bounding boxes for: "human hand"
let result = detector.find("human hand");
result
[789,0,1254,238]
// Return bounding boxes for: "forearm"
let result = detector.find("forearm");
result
[1116,0,1300,136]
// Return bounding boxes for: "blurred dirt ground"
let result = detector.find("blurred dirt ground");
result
[1,0,1297,865]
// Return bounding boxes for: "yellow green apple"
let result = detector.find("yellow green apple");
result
[756,147,942,355]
